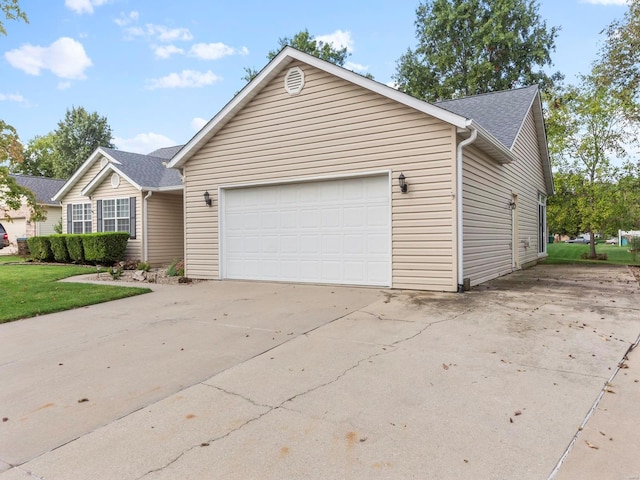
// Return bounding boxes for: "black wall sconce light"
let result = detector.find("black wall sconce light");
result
[508,199,516,210]
[398,173,408,193]
[204,191,212,207]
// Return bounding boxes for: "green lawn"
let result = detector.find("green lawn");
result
[0,255,27,264]
[0,264,151,323]
[544,242,640,265]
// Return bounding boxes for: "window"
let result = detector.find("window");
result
[538,193,547,254]
[102,198,130,233]
[70,203,92,234]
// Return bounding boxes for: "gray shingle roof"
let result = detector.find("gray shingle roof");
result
[147,145,183,160]
[11,174,67,205]
[435,85,539,149]
[102,148,182,189]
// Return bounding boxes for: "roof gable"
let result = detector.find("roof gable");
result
[53,147,183,201]
[11,175,66,205]
[168,47,482,169]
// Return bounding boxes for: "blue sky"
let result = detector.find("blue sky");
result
[0,0,631,155]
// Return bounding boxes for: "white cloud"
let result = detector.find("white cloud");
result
[345,61,368,72]
[191,117,208,131]
[580,0,628,4]
[57,81,72,90]
[189,42,249,60]
[146,70,222,90]
[0,93,25,102]
[5,37,92,80]
[115,11,139,27]
[113,133,176,154]
[125,24,193,42]
[65,0,109,14]
[154,45,184,59]
[315,30,354,52]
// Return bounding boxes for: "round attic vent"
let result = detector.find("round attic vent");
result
[284,66,305,95]
[100,157,109,168]
[111,172,120,188]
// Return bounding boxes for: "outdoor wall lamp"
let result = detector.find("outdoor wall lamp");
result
[398,173,408,193]
[509,200,516,210]
[203,191,212,207]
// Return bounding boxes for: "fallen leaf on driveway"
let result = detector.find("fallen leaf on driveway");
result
[442,363,449,370]
[585,441,599,450]
[514,410,522,416]
[77,398,89,403]
[605,388,616,394]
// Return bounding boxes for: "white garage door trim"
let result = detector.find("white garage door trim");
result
[219,171,392,287]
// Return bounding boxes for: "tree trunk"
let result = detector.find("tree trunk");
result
[589,230,597,258]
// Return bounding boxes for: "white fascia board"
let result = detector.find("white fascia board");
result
[52,147,121,201]
[168,46,470,169]
[470,120,516,164]
[139,185,184,193]
[81,164,141,196]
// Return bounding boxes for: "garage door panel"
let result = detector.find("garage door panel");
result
[222,175,390,286]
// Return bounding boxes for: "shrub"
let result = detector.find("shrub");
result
[65,235,85,263]
[82,232,130,264]
[167,259,184,277]
[49,235,70,263]
[137,261,151,272]
[27,236,53,262]
[109,266,123,280]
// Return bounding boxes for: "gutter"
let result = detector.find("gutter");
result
[143,191,153,262]
[456,127,478,293]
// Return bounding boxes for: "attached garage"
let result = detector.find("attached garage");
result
[221,174,391,286]
[168,47,553,292]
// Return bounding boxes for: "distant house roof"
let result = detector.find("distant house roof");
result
[52,146,184,202]
[435,86,539,150]
[11,174,66,206]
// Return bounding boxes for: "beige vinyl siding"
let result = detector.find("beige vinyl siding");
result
[462,110,547,285]
[61,161,102,234]
[146,193,184,265]
[508,109,547,265]
[183,61,458,291]
[37,206,62,235]
[91,178,143,260]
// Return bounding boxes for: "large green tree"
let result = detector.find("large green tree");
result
[10,133,57,177]
[51,106,114,179]
[242,29,350,82]
[545,76,639,257]
[393,0,560,102]
[595,0,640,98]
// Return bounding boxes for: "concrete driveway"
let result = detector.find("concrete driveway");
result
[0,264,638,479]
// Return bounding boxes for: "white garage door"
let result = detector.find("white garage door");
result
[222,175,390,286]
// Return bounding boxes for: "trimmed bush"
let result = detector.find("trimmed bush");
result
[49,235,70,263]
[66,234,85,263]
[27,236,53,262]
[82,232,130,264]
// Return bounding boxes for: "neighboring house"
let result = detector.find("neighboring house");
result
[52,146,184,265]
[0,175,66,252]
[167,47,553,292]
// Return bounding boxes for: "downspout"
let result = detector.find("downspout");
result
[143,191,153,262]
[456,126,478,293]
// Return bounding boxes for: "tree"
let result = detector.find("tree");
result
[0,0,27,35]
[51,106,114,179]
[242,29,350,83]
[10,133,57,177]
[393,0,561,102]
[595,0,640,98]
[0,1,44,222]
[545,76,639,257]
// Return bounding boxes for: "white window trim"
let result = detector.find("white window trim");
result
[538,193,547,256]
[102,198,130,233]
[71,203,92,234]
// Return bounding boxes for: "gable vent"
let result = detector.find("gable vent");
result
[284,66,305,95]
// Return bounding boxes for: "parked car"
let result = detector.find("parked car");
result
[605,238,618,245]
[0,222,8,249]
[565,236,590,244]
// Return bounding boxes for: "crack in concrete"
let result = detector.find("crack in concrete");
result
[358,310,415,323]
[203,384,272,410]
[135,408,273,480]
[3,466,45,479]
